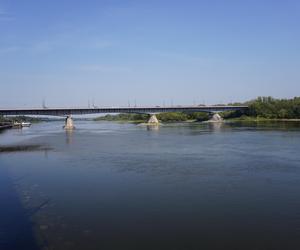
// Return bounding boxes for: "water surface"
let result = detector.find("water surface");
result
[1,121,300,249]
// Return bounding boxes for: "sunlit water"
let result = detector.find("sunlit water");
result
[1,121,300,250]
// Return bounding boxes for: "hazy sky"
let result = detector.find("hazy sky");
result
[0,0,299,107]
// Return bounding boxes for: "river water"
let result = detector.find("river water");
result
[0,121,300,250]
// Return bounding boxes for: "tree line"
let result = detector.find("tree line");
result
[0,115,41,124]
[225,96,300,119]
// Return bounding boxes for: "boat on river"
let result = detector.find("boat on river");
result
[13,122,31,128]
[21,122,31,127]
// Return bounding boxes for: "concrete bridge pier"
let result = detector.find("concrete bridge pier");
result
[147,114,160,125]
[64,115,75,130]
[209,113,223,122]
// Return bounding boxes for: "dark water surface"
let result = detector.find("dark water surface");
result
[1,121,300,250]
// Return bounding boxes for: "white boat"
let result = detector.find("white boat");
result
[13,122,22,128]
[21,122,31,127]
[13,122,31,128]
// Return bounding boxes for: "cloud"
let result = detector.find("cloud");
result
[155,51,219,65]
[0,16,14,21]
[0,8,15,21]
[29,35,113,53]
[0,38,113,56]
[0,46,20,54]
[0,41,55,55]
[78,64,131,73]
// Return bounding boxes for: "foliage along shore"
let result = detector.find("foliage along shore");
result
[94,97,300,123]
[0,115,42,124]
[94,112,209,123]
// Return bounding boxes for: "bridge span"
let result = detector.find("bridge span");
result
[0,105,248,129]
[0,105,248,116]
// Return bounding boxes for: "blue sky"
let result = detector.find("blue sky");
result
[0,0,299,107]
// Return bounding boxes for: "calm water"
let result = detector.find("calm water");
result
[1,121,300,250]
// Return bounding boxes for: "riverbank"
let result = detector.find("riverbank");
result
[94,113,209,123]
[0,124,13,131]
[0,116,42,124]
[225,116,300,122]
[94,113,300,124]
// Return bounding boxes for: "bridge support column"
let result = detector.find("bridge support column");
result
[64,115,75,130]
[147,114,159,125]
[209,113,223,122]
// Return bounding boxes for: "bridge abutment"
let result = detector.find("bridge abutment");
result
[64,115,75,130]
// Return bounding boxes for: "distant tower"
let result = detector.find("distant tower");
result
[42,99,47,109]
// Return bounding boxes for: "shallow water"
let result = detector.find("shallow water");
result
[1,121,300,249]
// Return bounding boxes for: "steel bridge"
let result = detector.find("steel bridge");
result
[0,105,248,116]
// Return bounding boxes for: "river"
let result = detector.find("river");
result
[1,120,300,250]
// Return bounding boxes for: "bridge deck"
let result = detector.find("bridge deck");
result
[0,106,248,116]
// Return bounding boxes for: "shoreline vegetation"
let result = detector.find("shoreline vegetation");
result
[94,97,300,123]
[0,115,42,124]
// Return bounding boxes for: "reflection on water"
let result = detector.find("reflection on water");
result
[207,121,223,131]
[65,129,73,145]
[146,124,160,131]
[1,120,300,250]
